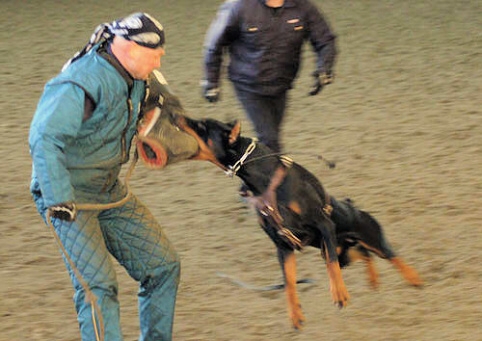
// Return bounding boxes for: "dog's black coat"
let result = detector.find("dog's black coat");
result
[185,118,396,261]
[179,117,422,329]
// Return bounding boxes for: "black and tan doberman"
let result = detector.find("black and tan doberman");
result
[176,116,423,330]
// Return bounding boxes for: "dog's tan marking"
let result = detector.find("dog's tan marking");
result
[390,257,424,287]
[175,117,226,170]
[347,248,379,288]
[365,256,380,288]
[324,243,349,307]
[283,252,305,329]
[326,261,350,307]
[229,121,241,145]
[288,200,302,215]
[357,241,423,287]
[347,248,364,262]
[358,240,386,258]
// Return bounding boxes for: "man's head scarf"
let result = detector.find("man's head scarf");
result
[62,12,165,71]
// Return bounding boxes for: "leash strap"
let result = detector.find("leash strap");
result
[224,141,303,248]
[250,156,303,250]
[216,272,316,291]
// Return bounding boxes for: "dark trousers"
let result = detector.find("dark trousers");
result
[234,86,287,153]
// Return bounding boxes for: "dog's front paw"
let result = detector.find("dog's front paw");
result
[327,262,350,308]
[331,284,350,308]
[289,305,306,330]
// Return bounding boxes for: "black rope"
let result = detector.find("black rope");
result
[216,272,316,291]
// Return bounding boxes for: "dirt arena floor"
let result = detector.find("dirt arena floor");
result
[1,0,481,340]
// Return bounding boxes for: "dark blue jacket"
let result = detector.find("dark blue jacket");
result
[204,0,337,96]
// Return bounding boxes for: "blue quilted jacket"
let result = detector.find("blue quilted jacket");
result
[29,43,146,207]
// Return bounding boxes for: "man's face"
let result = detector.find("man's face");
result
[127,43,166,80]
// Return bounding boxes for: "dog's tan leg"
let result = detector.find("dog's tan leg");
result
[325,260,350,307]
[347,248,379,288]
[365,257,380,289]
[283,252,305,329]
[325,242,349,307]
[390,257,424,287]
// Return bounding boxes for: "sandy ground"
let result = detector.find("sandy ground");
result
[1,0,481,340]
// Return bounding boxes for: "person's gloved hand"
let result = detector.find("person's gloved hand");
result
[49,202,77,222]
[308,71,334,96]
[201,80,220,103]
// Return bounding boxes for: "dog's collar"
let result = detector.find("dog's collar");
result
[225,139,258,177]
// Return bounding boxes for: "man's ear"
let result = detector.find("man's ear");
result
[228,120,241,145]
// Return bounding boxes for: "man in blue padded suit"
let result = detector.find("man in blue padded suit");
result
[29,13,180,340]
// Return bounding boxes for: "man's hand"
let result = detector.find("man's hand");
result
[49,202,77,222]
[201,80,220,103]
[308,71,334,96]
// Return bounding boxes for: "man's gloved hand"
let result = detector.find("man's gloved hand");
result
[49,202,77,222]
[308,71,334,96]
[201,80,220,103]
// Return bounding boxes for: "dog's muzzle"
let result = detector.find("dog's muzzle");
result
[136,107,199,168]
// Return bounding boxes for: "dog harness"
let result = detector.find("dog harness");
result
[224,139,301,248]
[252,156,304,250]
[226,139,333,249]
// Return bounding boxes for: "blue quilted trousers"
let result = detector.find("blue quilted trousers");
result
[33,183,180,341]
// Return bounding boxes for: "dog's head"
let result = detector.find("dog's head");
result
[175,116,242,171]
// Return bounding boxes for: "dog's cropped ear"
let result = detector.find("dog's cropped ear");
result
[229,120,241,145]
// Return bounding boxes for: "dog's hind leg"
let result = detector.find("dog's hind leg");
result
[390,257,424,287]
[356,210,423,287]
[347,246,380,288]
[278,248,305,329]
